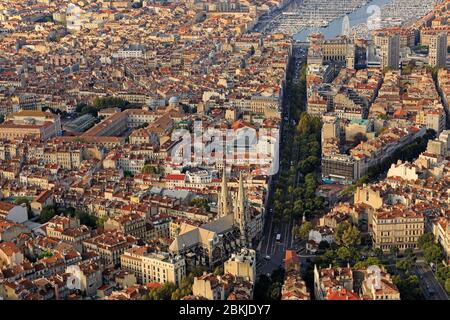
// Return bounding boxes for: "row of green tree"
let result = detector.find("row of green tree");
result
[75,97,138,117]
[271,61,325,226]
[272,114,324,224]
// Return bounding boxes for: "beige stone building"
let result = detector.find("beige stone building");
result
[354,185,384,210]
[104,213,146,239]
[83,231,138,266]
[0,242,24,268]
[314,265,400,300]
[43,148,83,170]
[224,248,256,283]
[322,115,340,142]
[433,217,450,263]
[308,33,355,64]
[0,110,62,141]
[281,270,310,300]
[45,215,91,252]
[120,245,186,286]
[192,273,225,300]
[372,205,424,251]
[30,190,54,216]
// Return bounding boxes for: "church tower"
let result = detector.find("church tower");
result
[218,169,231,218]
[235,172,250,247]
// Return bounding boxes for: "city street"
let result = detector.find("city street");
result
[414,261,449,300]
[257,47,306,276]
[258,209,295,275]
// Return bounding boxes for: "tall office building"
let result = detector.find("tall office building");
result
[379,33,400,70]
[429,33,448,68]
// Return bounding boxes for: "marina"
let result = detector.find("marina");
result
[253,0,440,41]
[294,0,392,41]
[254,0,372,36]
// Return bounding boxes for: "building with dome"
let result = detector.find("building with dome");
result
[168,96,182,112]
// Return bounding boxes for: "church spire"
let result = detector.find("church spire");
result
[235,172,249,247]
[218,169,230,218]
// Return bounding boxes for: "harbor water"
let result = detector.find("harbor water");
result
[294,0,393,41]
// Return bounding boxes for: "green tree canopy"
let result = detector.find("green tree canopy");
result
[334,222,361,249]
[445,278,450,294]
[396,259,413,271]
[297,112,312,135]
[390,246,400,257]
[254,275,271,300]
[147,282,177,300]
[393,274,424,300]
[15,197,30,206]
[190,198,210,211]
[294,221,313,240]
[92,96,129,110]
[336,246,352,262]
[354,256,383,269]
[40,205,57,223]
[423,243,444,264]
[75,210,97,229]
[418,233,435,249]
[37,250,53,260]
[141,165,159,174]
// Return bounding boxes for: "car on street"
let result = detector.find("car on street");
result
[265,255,271,260]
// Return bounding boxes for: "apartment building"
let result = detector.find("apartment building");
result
[192,273,226,300]
[432,217,450,263]
[104,213,146,239]
[120,246,186,286]
[372,205,425,251]
[322,153,361,183]
[314,265,400,300]
[0,110,62,141]
[45,215,91,253]
[379,33,400,70]
[314,265,355,300]
[224,248,256,283]
[429,32,448,68]
[83,231,138,266]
